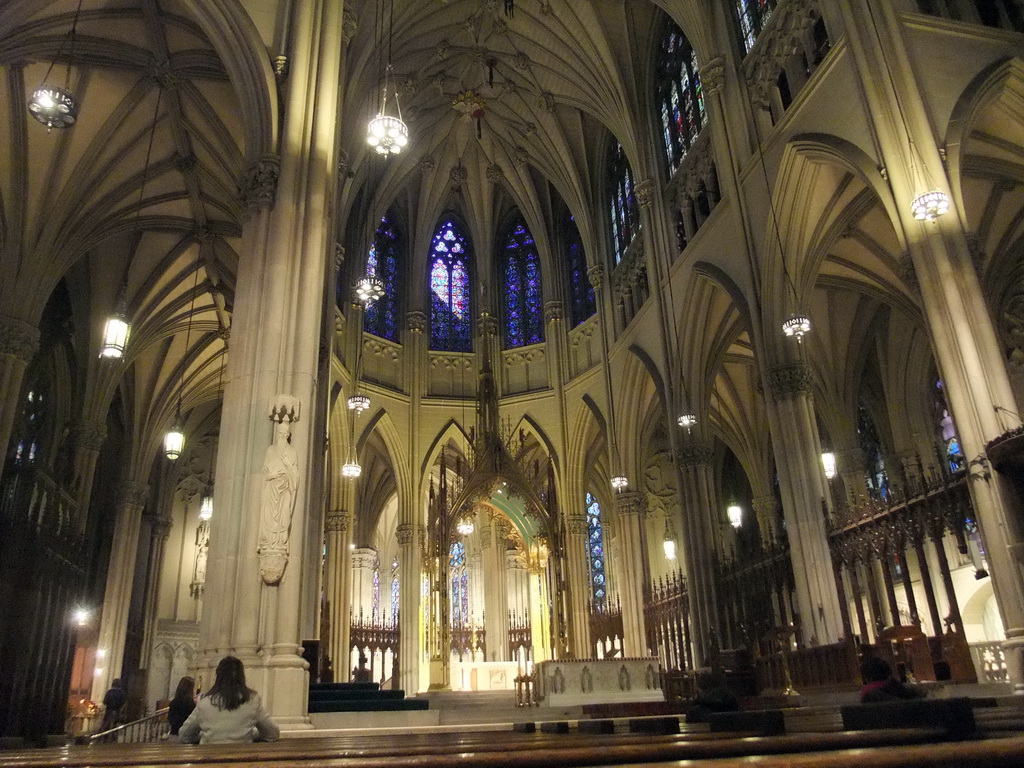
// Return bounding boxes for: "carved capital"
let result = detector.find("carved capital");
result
[335,244,345,272]
[899,249,918,293]
[700,57,726,96]
[326,510,349,533]
[407,311,428,334]
[0,316,40,363]
[477,312,499,337]
[342,7,358,44]
[450,165,468,185]
[117,481,150,509]
[396,523,415,546]
[239,154,280,212]
[513,145,529,166]
[419,156,436,173]
[635,179,655,208]
[495,518,511,539]
[149,513,173,540]
[587,264,605,289]
[675,445,714,467]
[565,514,588,536]
[751,494,779,517]
[544,301,564,323]
[485,163,504,183]
[74,421,107,452]
[766,363,815,399]
[615,491,645,517]
[269,395,300,424]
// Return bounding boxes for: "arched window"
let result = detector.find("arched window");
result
[735,0,778,54]
[501,216,543,347]
[449,540,469,626]
[586,492,607,609]
[564,211,596,326]
[656,21,705,175]
[608,140,639,264]
[429,219,472,351]
[364,215,401,341]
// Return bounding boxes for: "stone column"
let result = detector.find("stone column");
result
[351,547,378,619]
[324,509,350,679]
[765,362,843,646]
[752,494,779,546]
[70,421,106,531]
[675,444,720,666]
[481,518,511,661]
[914,539,944,636]
[197,0,343,727]
[528,552,551,663]
[138,512,172,672]
[92,481,149,701]
[0,316,38,479]
[563,513,592,659]
[613,491,648,657]
[396,522,419,693]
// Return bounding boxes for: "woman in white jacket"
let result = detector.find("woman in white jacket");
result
[178,656,280,744]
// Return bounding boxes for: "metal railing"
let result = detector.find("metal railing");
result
[969,641,1009,684]
[89,708,169,744]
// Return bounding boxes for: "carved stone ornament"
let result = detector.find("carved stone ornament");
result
[477,312,499,337]
[325,510,349,533]
[899,250,918,293]
[419,156,436,172]
[397,523,415,545]
[273,55,288,79]
[742,0,822,109]
[342,7,358,44]
[335,243,345,272]
[615,491,646,517]
[675,444,714,468]
[450,165,469,185]
[566,514,588,535]
[587,264,605,289]
[74,421,107,452]
[635,179,655,208]
[149,513,173,540]
[407,311,427,333]
[700,57,726,96]
[0,316,40,362]
[486,163,504,183]
[514,145,530,166]
[766,363,815,399]
[544,301,564,323]
[117,481,150,509]
[239,154,280,212]
[258,396,301,585]
[751,494,779,517]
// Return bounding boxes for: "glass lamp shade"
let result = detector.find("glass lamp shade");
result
[821,451,837,480]
[782,314,811,342]
[727,504,743,529]
[199,493,214,521]
[28,86,79,130]
[354,274,386,304]
[677,414,696,429]
[610,475,628,490]
[456,515,475,536]
[663,539,677,561]
[100,315,130,359]
[366,114,409,156]
[911,190,950,222]
[342,461,362,478]
[347,394,370,412]
[164,426,184,460]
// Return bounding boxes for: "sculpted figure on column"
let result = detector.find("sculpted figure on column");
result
[258,397,301,585]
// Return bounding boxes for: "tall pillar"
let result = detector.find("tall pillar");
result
[765,363,843,646]
[92,481,149,701]
[351,548,378,619]
[70,421,106,531]
[613,491,648,657]
[481,517,511,661]
[138,512,172,673]
[752,494,779,545]
[914,539,944,637]
[528,551,551,662]
[198,0,343,727]
[0,316,38,479]
[396,522,419,693]
[563,513,592,659]
[324,509,350,680]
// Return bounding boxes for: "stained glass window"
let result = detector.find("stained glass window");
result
[364,215,401,341]
[372,568,380,621]
[735,0,778,55]
[586,492,607,609]
[501,216,544,347]
[936,380,966,473]
[656,20,705,175]
[857,403,890,502]
[391,557,399,620]
[565,212,596,326]
[608,140,638,263]
[450,541,468,627]
[429,219,472,351]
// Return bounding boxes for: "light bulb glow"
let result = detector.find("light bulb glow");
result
[347,394,370,412]
[663,539,676,560]
[73,609,90,626]
[911,190,949,222]
[456,515,475,536]
[28,86,78,129]
[354,274,386,304]
[727,504,743,529]
[610,475,628,490]
[100,315,130,359]
[677,414,696,429]
[342,461,362,478]
[199,494,214,521]
[782,314,811,342]
[164,427,184,461]
[821,452,837,480]
[366,114,409,156]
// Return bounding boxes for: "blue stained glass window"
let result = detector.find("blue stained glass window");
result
[391,576,399,619]
[429,220,472,351]
[364,215,402,341]
[450,541,468,627]
[586,492,607,607]
[734,0,777,55]
[501,217,544,347]
[372,568,380,620]
[608,140,638,263]
[655,21,705,175]
[564,212,596,327]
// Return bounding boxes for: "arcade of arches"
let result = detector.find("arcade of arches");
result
[3,0,1024,740]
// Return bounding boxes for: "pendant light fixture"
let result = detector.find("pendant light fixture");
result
[610,475,628,491]
[101,85,163,360]
[366,0,409,156]
[28,0,84,131]
[677,413,696,431]
[166,221,204,460]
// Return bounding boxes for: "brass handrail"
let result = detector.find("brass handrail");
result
[88,707,169,744]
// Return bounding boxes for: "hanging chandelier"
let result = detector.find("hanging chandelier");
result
[354,274,386,304]
[28,0,84,131]
[456,512,475,536]
[782,313,811,342]
[347,394,370,412]
[727,504,743,529]
[100,291,130,359]
[164,425,184,460]
[342,460,362,478]
[199,492,214,521]
[610,475,628,491]
[910,190,949,222]
[677,414,696,429]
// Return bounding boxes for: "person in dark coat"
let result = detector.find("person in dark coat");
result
[860,657,925,703]
[166,676,196,738]
[685,668,740,723]
[101,679,126,730]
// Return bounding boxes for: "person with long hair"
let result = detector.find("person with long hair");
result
[178,656,279,744]
[166,676,196,739]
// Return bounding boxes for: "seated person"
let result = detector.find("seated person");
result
[860,656,925,704]
[179,656,279,744]
[685,668,740,723]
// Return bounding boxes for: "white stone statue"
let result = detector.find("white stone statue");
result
[258,398,300,585]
